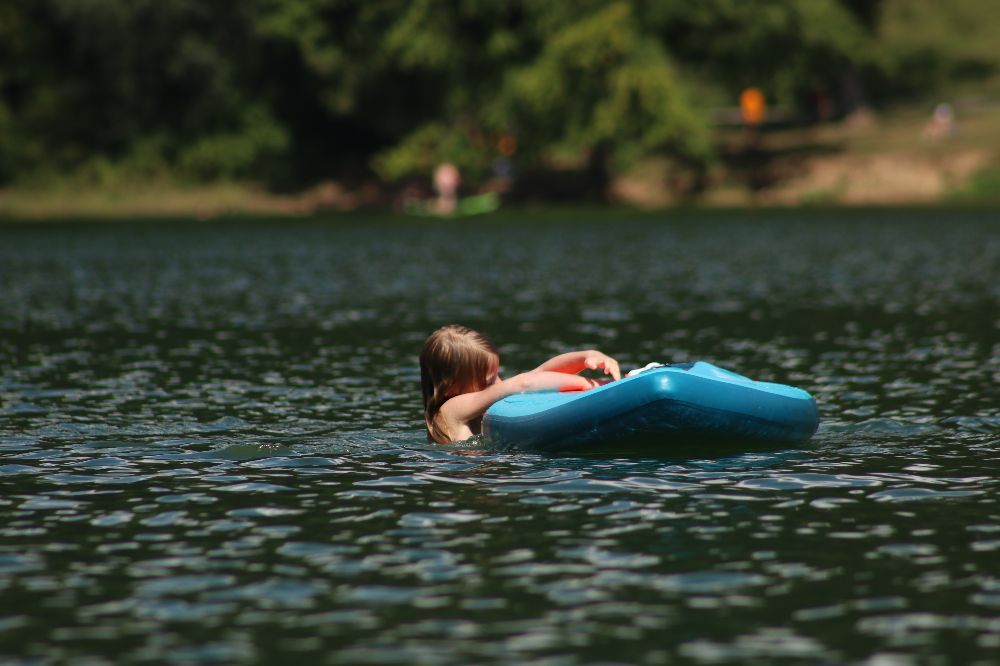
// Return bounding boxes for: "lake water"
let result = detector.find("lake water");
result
[0,210,997,665]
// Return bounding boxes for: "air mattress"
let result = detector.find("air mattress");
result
[482,362,819,452]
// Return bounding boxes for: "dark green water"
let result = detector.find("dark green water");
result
[1,211,998,665]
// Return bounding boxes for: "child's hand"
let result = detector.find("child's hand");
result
[584,351,621,381]
[532,349,622,380]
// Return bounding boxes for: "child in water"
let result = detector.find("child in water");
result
[420,324,620,443]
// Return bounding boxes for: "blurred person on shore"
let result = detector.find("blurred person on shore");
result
[923,103,956,140]
[433,163,461,215]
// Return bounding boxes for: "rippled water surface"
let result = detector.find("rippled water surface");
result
[1,211,998,665]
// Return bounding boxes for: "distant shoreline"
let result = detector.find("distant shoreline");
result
[3,107,998,221]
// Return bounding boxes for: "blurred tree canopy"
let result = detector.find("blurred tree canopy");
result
[0,0,997,191]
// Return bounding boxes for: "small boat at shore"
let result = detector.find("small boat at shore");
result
[404,192,500,218]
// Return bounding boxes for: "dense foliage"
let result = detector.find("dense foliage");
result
[0,0,996,189]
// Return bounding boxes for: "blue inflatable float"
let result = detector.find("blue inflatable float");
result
[482,362,819,452]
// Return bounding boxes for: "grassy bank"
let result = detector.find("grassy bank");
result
[614,102,1000,208]
[0,181,387,221]
[2,103,999,221]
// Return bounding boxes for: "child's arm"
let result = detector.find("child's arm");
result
[532,350,621,381]
[439,371,599,432]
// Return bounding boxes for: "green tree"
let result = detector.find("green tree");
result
[0,0,288,184]
[2,0,996,194]
[260,0,711,195]
[648,0,872,113]
[497,2,711,187]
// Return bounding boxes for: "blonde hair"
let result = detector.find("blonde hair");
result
[420,325,499,443]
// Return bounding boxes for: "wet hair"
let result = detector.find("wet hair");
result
[420,325,499,443]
